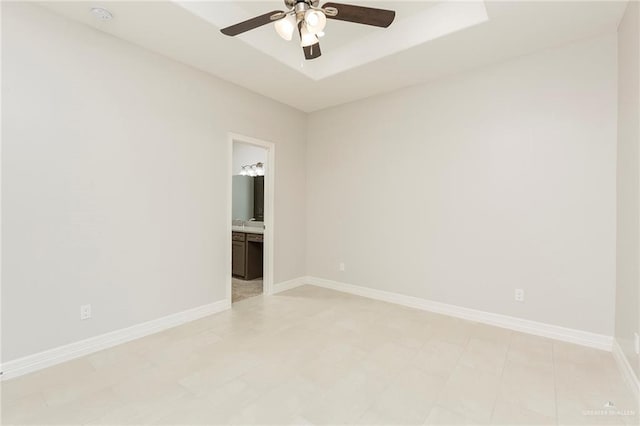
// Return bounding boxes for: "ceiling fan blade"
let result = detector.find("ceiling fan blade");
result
[303,43,322,60]
[220,10,283,36]
[322,3,395,27]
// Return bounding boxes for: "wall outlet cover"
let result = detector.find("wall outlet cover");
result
[80,304,92,320]
[514,289,525,302]
[339,262,345,272]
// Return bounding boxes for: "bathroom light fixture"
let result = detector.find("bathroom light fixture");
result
[239,162,265,177]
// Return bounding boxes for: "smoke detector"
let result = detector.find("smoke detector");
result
[90,7,113,21]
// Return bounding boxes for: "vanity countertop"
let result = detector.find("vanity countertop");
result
[232,225,264,235]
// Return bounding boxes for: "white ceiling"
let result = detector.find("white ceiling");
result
[39,1,628,112]
[176,1,489,80]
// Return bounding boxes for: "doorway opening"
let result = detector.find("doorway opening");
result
[227,134,275,304]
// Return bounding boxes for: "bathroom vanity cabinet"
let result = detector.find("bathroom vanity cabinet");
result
[231,231,263,280]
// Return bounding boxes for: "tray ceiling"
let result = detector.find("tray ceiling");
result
[38,1,628,112]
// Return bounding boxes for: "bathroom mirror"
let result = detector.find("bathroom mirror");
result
[232,176,264,221]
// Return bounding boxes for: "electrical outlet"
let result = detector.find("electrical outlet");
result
[514,289,525,302]
[80,304,91,320]
[339,262,345,272]
[634,332,639,355]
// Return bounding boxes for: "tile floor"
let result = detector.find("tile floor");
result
[1,285,637,425]
[232,278,263,303]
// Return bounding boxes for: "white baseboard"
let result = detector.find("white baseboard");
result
[613,340,640,400]
[306,276,613,351]
[1,277,615,380]
[0,299,231,381]
[273,276,308,294]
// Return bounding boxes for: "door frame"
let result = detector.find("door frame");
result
[227,132,275,304]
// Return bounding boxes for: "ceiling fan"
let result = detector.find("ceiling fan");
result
[220,0,396,60]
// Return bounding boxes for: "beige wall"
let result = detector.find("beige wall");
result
[616,0,640,378]
[1,1,630,366]
[1,2,307,362]
[232,142,267,176]
[307,34,618,335]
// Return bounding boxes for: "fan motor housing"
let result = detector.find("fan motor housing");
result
[285,0,319,10]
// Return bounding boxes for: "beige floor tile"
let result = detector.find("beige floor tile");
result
[430,316,476,348]
[365,368,447,425]
[491,401,556,425]
[553,343,635,426]
[557,407,629,425]
[16,388,125,425]
[470,323,513,346]
[556,390,635,426]
[150,379,267,425]
[237,361,298,395]
[497,363,556,419]
[1,285,636,426]
[0,392,49,425]
[1,357,96,403]
[40,369,114,407]
[553,341,619,380]
[412,338,465,379]
[149,396,230,425]
[229,376,320,425]
[300,366,389,424]
[178,351,261,396]
[507,332,554,369]
[437,364,502,423]
[458,337,509,376]
[424,404,484,425]
[621,409,640,426]
[361,341,421,379]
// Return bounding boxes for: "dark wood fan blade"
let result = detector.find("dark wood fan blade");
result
[220,10,283,36]
[303,43,322,60]
[322,3,395,27]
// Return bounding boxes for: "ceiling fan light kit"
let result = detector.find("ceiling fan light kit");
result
[220,0,395,60]
[300,24,318,47]
[304,9,327,34]
[274,14,296,40]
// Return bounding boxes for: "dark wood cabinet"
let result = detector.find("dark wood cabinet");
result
[245,233,263,280]
[232,232,246,277]
[232,231,263,280]
[253,176,264,221]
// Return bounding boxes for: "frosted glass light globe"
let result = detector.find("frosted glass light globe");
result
[274,14,296,41]
[304,10,326,35]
